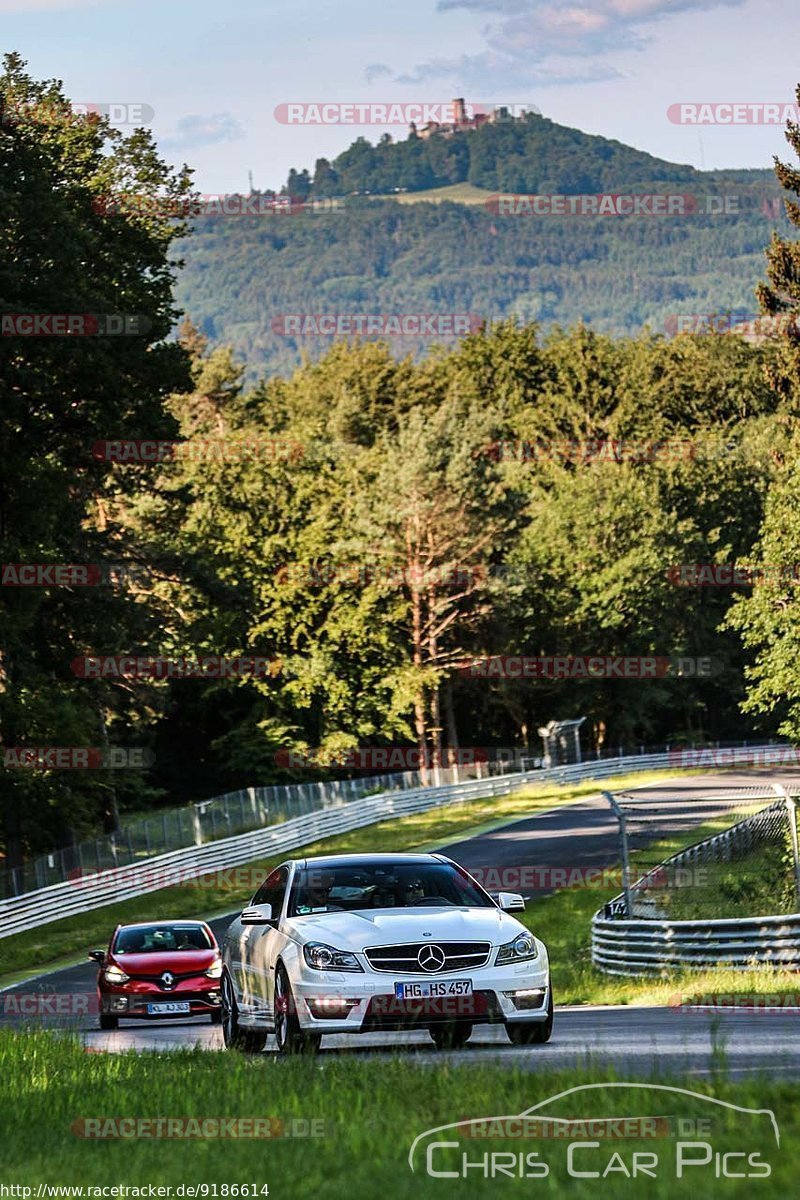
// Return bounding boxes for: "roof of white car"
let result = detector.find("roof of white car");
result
[294,852,445,867]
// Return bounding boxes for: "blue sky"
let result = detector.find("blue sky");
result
[3,0,799,191]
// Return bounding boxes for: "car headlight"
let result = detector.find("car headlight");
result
[495,932,539,965]
[303,942,363,972]
[104,964,130,984]
[205,958,223,979]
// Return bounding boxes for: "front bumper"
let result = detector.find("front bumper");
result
[99,980,221,1019]
[286,959,550,1033]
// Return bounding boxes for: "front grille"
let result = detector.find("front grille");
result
[362,990,501,1029]
[129,992,217,1005]
[128,971,201,984]
[364,941,491,974]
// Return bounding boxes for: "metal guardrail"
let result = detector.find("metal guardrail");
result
[592,912,800,975]
[0,742,785,942]
[0,765,544,941]
[6,752,549,898]
[592,782,800,975]
[7,765,436,897]
[10,737,779,898]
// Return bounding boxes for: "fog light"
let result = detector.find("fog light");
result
[111,997,129,1012]
[207,992,220,1003]
[503,988,546,1011]
[305,997,358,1020]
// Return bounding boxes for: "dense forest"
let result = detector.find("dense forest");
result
[3,56,800,879]
[280,109,739,198]
[177,183,791,379]
[177,111,787,379]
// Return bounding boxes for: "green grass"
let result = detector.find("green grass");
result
[0,770,689,986]
[371,181,495,205]
[660,840,797,921]
[0,1029,794,1196]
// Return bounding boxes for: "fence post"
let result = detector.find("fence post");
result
[772,783,800,908]
[603,790,633,917]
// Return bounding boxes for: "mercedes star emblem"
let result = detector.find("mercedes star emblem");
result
[417,944,446,972]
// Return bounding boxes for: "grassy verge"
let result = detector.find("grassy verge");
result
[370,181,494,205]
[3,769,686,985]
[661,840,797,920]
[0,1029,793,1196]
[521,815,800,1006]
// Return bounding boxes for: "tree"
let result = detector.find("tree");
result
[0,54,193,885]
[757,81,800,405]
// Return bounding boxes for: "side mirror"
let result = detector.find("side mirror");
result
[496,891,526,913]
[88,949,106,963]
[240,903,274,925]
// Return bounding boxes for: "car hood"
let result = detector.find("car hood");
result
[285,906,525,951]
[110,949,218,974]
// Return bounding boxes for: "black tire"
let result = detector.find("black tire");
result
[506,990,553,1045]
[210,1008,223,1025]
[99,1013,118,1030]
[429,1021,473,1050]
[274,964,321,1056]
[221,970,267,1053]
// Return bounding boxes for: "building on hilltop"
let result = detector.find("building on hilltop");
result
[410,98,517,141]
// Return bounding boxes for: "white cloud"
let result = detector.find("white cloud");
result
[162,112,245,151]
[365,62,393,84]
[399,0,746,90]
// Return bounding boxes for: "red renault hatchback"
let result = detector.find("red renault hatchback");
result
[90,921,223,1028]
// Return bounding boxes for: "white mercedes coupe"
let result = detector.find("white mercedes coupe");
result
[220,852,552,1054]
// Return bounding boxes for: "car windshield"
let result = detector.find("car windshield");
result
[288,861,494,915]
[114,925,213,953]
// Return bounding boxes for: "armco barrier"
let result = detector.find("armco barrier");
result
[0,744,783,940]
[592,782,800,975]
[592,912,800,975]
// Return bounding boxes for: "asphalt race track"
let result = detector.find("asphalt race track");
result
[4,770,800,1078]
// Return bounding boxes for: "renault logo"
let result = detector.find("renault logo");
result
[417,944,446,973]
[160,971,175,990]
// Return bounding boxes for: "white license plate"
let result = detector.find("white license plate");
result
[147,1001,191,1014]
[395,979,473,1000]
